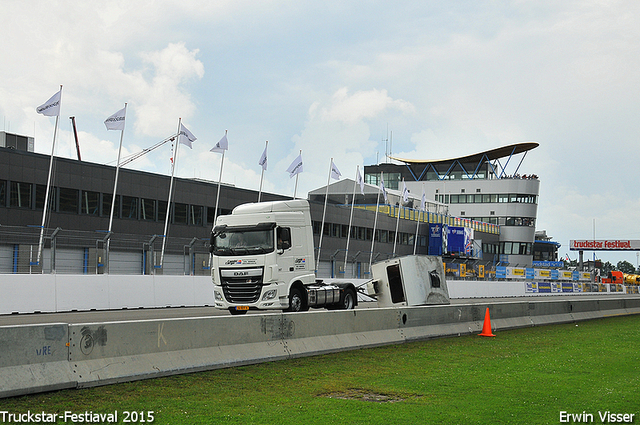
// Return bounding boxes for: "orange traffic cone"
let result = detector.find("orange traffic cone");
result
[479,307,496,337]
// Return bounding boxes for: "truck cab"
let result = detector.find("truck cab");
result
[209,199,356,314]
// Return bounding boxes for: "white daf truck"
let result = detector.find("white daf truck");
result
[209,199,358,315]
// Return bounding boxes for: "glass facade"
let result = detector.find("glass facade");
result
[437,193,537,204]
[1,183,219,227]
[81,191,100,215]
[10,181,32,209]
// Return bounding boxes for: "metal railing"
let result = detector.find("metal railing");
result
[0,225,211,275]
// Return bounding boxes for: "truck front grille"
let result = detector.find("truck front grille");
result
[220,267,264,303]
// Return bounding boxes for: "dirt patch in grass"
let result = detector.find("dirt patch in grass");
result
[321,388,407,403]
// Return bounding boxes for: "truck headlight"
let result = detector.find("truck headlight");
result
[262,289,277,301]
[214,290,223,301]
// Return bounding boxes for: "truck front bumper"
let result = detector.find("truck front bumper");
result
[213,284,288,310]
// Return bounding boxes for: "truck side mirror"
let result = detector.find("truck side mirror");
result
[209,232,215,253]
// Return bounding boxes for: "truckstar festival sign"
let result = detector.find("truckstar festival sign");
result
[569,240,640,251]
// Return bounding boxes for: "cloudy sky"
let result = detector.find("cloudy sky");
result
[2,0,640,266]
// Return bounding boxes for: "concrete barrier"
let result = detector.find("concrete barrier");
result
[67,315,292,388]
[0,323,75,398]
[2,297,640,398]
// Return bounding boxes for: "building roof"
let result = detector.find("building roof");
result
[388,142,539,166]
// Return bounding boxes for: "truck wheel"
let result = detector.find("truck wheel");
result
[285,287,308,312]
[339,288,356,310]
[228,308,247,315]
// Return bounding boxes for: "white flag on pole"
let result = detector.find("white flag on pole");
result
[210,132,228,153]
[258,144,268,170]
[402,180,409,203]
[330,160,342,180]
[286,153,303,178]
[104,106,126,131]
[36,89,62,117]
[380,174,388,203]
[178,123,197,148]
[356,167,365,195]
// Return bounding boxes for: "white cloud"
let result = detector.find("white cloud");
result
[318,87,414,124]
[132,43,205,137]
[279,87,414,196]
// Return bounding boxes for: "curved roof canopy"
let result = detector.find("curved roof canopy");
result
[388,142,539,166]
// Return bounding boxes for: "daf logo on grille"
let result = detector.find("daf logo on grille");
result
[234,271,249,276]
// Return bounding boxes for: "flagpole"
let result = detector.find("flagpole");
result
[344,165,359,275]
[413,184,424,255]
[413,206,421,256]
[213,130,227,226]
[108,103,127,235]
[293,149,301,199]
[106,103,127,273]
[316,158,333,273]
[37,85,62,267]
[368,183,381,273]
[160,118,181,269]
[393,178,406,256]
[258,140,267,202]
[393,204,401,256]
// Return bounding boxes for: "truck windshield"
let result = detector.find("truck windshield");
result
[212,228,275,256]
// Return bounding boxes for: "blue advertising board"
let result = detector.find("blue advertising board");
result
[532,261,564,268]
[537,282,552,293]
[447,226,470,255]
[496,266,507,279]
[428,223,443,256]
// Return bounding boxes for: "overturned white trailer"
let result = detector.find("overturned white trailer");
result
[367,255,450,307]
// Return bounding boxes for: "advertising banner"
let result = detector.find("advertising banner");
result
[447,226,466,255]
[538,282,552,293]
[570,240,640,250]
[496,266,507,279]
[561,283,574,293]
[560,271,573,280]
[535,269,551,280]
[532,261,564,268]
[428,223,443,256]
[510,267,526,279]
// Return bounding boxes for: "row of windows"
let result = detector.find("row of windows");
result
[0,180,227,226]
[2,133,30,151]
[312,221,428,247]
[436,193,538,204]
[365,170,490,185]
[533,251,557,261]
[463,216,535,227]
[483,242,533,255]
[364,172,402,190]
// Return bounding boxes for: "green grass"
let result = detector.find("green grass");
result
[2,315,639,424]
